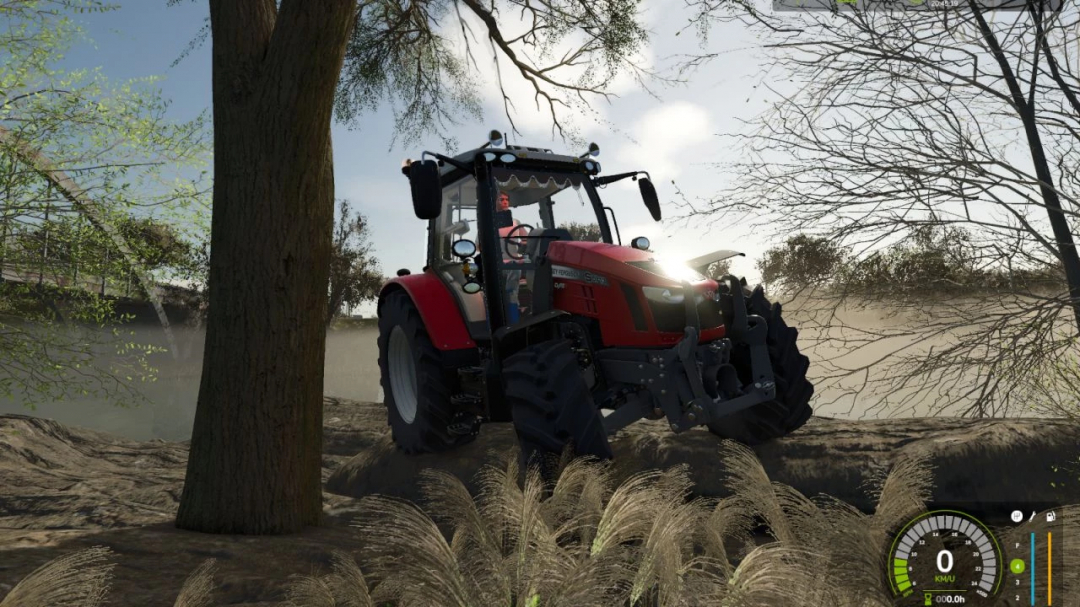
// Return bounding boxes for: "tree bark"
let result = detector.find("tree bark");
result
[175,0,356,534]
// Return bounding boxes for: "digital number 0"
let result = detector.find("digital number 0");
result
[937,550,954,573]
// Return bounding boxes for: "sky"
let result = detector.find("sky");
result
[62,1,785,314]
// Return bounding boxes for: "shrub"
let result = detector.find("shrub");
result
[756,234,847,293]
[559,222,604,243]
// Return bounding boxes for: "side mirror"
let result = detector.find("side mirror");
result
[452,239,477,258]
[409,160,442,219]
[462,279,483,294]
[631,236,651,251]
[639,178,661,222]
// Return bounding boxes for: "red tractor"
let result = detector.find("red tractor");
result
[378,131,812,465]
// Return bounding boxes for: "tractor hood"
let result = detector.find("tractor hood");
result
[545,241,711,287]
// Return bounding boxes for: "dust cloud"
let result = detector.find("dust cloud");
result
[2,296,1068,441]
[0,324,382,442]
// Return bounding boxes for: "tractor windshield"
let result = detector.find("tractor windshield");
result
[433,168,604,242]
[491,169,604,240]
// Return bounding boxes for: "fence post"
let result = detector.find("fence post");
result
[71,214,79,288]
[39,199,50,288]
[0,206,7,285]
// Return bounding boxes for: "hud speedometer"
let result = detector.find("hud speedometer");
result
[890,510,1002,605]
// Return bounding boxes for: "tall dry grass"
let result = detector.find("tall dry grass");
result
[4,444,1076,606]
[0,545,114,607]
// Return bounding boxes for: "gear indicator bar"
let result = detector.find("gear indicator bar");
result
[1004,512,1064,606]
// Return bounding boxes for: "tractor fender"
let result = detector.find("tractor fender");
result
[379,272,477,350]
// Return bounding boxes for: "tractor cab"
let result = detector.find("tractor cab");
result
[428,148,623,338]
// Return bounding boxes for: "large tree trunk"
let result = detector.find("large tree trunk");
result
[175,0,355,534]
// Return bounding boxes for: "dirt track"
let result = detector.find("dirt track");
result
[2,397,1078,605]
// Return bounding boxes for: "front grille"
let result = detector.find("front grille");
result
[648,298,723,333]
[620,282,648,331]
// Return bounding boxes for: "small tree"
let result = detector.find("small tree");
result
[327,199,382,326]
[705,258,732,281]
[756,234,847,294]
[683,1,1080,415]
[560,221,603,242]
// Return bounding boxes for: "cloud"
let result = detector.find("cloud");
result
[614,101,713,179]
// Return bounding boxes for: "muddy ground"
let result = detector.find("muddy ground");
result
[2,397,1078,606]
[0,398,379,607]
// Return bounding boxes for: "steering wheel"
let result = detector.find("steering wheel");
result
[503,223,535,260]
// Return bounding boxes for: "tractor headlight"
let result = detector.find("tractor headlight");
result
[642,286,706,305]
[657,260,705,282]
[642,286,682,304]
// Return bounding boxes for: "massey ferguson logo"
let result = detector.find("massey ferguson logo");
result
[551,265,609,287]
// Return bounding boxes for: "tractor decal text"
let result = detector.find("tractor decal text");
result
[551,265,609,287]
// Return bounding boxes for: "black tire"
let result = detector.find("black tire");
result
[378,290,475,453]
[708,286,814,445]
[504,340,612,470]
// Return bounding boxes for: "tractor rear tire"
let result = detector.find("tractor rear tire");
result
[708,286,813,445]
[504,340,612,472]
[378,290,475,454]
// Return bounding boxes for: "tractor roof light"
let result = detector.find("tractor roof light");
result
[482,151,516,163]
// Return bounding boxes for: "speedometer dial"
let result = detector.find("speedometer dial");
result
[889,510,1003,605]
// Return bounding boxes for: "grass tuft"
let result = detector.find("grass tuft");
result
[173,558,216,607]
[0,545,114,607]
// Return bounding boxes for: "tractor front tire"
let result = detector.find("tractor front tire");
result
[708,286,814,445]
[504,340,612,471]
[378,290,475,454]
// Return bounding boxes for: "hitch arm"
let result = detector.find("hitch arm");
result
[722,275,748,340]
